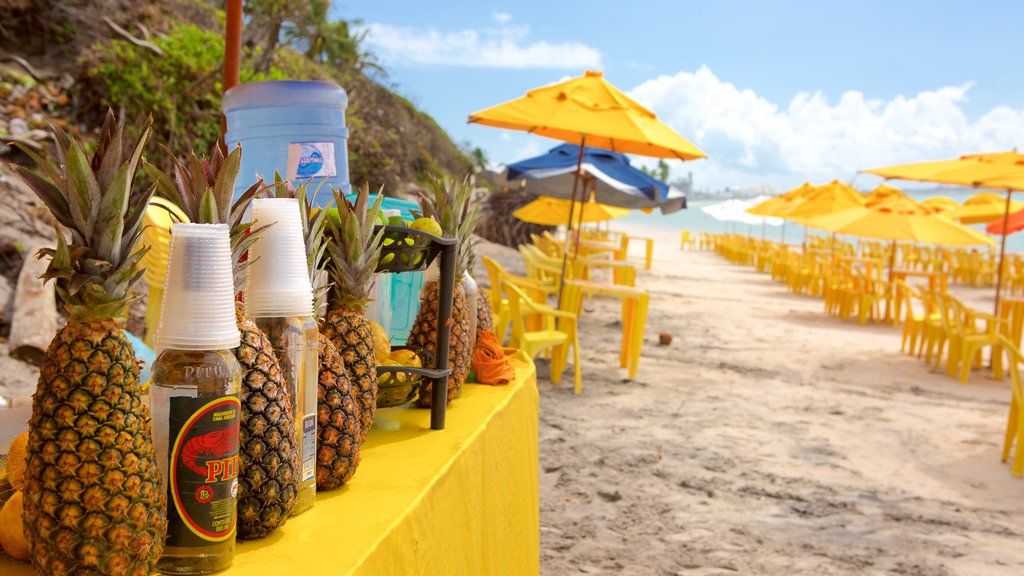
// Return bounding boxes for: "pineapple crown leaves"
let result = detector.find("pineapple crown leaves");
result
[144,142,271,288]
[324,184,386,310]
[270,173,332,313]
[417,175,482,278]
[10,109,155,323]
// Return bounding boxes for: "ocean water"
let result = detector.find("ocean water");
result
[617,191,1024,254]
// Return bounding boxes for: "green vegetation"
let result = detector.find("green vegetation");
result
[1,0,472,191]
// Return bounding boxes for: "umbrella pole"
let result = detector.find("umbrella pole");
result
[558,141,587,306]
[995,190,1013,317]
[222,0,243,137]
[888,240,896,282]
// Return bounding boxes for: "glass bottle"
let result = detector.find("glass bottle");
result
[153,350,242,574]
[254,315,319,514]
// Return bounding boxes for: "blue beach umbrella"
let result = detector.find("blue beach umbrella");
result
[506,144,672,210]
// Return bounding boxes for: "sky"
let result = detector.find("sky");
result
[331,1,1024,194]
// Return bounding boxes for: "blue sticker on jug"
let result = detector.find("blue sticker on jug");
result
[288,142,337,180]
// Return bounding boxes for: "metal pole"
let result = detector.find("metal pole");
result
[557,140,586,306]
[995,190,1013,317]
[431,240,457,430]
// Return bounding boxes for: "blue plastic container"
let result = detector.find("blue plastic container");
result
[347,193,424,345]
[223,81,351,204]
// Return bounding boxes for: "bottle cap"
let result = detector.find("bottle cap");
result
[245,198,315,318]
[156,223,240,351]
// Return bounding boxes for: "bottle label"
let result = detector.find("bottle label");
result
[302,413,316,482]
[288,142,337,179]
[167,395,241,547]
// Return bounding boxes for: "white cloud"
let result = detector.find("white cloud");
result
[627,66,1024,192]
[500,132,512,141]
[360,22,601,69]
[493,11,512,24]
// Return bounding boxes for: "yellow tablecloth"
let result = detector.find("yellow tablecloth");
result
[0,351,540,576]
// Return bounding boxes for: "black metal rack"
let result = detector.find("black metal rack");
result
[373,225,456,430]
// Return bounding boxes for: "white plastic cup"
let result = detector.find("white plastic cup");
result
[155,223,240,351]
[245,198,315,318]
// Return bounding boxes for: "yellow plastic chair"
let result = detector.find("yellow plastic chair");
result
[952,297,1004,383]
[999,334,1024,477]
[896,280,935,356]
[481,255,554,344]
[502,280,581,394]
[519,244,563,289]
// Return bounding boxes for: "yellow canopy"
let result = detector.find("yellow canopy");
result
[746,182,816,217]
[920,196,959,213]
[862,152,1024,316]
[468,70,707,161]
[786,180,865,222]
[513,197,630,226]
[862,151,1024,190]
[946,191,1024,225]
[863,183,908,207]
[803,196,994,246]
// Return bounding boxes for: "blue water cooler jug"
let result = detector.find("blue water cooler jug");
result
[347,193,425,345]
[223,81,351,204]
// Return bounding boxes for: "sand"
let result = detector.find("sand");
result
[477,224,1024,576]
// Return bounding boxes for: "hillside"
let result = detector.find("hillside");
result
[0,0,472,192]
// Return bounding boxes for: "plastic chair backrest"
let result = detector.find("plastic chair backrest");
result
[480,255,506,310]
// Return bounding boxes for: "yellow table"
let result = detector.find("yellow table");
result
[562,279,649,379]
[0,352,540,576]
[619,235,654,270]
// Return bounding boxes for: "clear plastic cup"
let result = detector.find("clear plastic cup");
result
[245,198,315,318]
[155,223,240,351]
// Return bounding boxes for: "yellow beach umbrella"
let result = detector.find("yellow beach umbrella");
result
[514,196,630,226]
[469,69,706,300]
[786,180,865,222]
[805,195,994,283]
[863,151,1024,315]
[946,192,1024,225]
[863,183,907,207]
[469,70,706,161]
[746,182,816,217]
[805,196,994,246]
[921,196,959,213]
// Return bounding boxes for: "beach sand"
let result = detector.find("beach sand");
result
[476,224,1024,576]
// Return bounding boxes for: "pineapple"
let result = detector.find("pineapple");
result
[146,145,298,539]
[468,249,494,338]
[11,111,166,574]
[321,185,386,444]
[277,179,362,490]
[409,176,481,406]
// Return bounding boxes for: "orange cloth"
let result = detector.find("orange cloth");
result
[472,330,517,385]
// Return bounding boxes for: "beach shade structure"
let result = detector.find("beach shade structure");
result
[986,207,1024,236]
[514,196,630,226]
[703,196,782,226]
[786,180,866,223]
[863,151,1024,315]
[921,196,960,213]
[864,184,907,207]
[746,182,816,218]
[469,69,706,300]
[660,185,688,214]
[506,144,668,209]
[805,195,995,290]
[946,192,1024,225]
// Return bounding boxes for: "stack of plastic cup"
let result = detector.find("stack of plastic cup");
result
[245,198,315,317]
[155,223,240,352]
